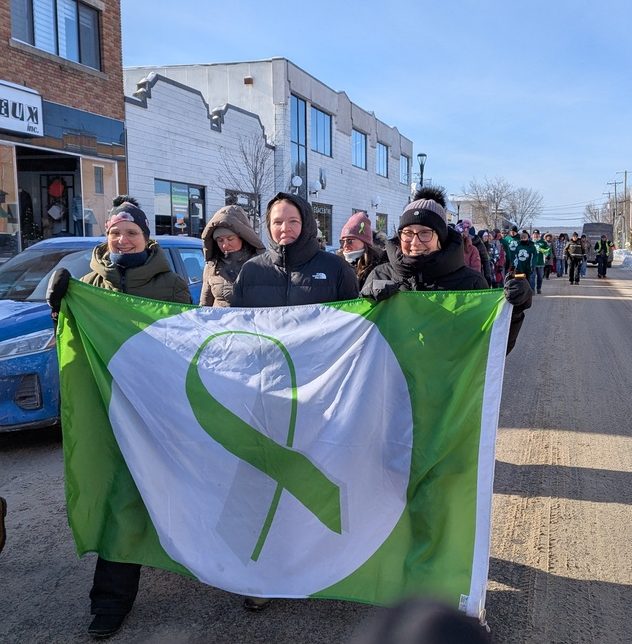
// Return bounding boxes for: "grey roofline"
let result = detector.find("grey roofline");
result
[124,72,274,146]
[124,59,412,145]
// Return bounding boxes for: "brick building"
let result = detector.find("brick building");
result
[0,0,126,260]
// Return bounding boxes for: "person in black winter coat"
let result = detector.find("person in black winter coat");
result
[361,190,531,354]
[232,192,359,307]
[231,192,358,612]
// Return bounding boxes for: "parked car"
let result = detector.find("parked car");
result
[0,236,204,432]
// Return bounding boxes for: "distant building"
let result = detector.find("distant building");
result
[124,59,413,245]
[1,0,126,260]
[125,74,271,237]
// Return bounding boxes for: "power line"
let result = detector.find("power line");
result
[542,196,605,207]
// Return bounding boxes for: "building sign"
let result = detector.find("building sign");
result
[0,80,43,136]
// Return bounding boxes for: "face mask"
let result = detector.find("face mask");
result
[343,249,365,263]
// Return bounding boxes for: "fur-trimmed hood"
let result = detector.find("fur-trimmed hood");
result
[201,205,265,262]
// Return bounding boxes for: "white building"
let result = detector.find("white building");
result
[124,58,413,244]
[125,74,271,237]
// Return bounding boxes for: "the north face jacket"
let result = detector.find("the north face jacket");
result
[231,192,359,307]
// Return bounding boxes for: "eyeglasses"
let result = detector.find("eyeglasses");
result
[399,228,435,243]
[339,238,359,247]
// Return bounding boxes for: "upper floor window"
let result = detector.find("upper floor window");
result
[376,142,388,177]
[352,129,367,170]
[311,106,332,157]
[290,94,307,200]
[400,154,410,185]
[11,0,101,71]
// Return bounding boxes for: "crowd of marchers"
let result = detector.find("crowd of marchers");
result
[14,184,535,639]
[451,221,616,293]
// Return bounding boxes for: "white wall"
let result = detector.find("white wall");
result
[125,76,272,235]
[124,59,413,243]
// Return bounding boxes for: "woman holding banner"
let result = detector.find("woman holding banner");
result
[361,187,531,354]
[47,201,191,638]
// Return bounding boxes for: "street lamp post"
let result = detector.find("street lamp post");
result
[417,153,427,190]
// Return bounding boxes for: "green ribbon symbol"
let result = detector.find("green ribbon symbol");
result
[186,331,342,561]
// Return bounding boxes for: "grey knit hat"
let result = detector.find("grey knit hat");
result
[398,199,448,244]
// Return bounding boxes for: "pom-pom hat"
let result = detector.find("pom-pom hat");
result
[398,199,448,244]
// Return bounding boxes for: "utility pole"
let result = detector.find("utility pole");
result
[616,171,629,247]
[607,180,623,246]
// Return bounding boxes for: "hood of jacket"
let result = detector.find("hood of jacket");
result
[265,192,320,268]
[384,226,466,282]
[201,205,265,262]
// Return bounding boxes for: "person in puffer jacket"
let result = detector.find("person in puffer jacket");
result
[200,205,265,307]
[231,191,358,612]
[231,192,358,307]
[361,189,531,354]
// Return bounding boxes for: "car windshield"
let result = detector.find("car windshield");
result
[0,246,93,302]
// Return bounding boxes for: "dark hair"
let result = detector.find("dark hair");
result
[411,185,447,208]
[112,194,140,208]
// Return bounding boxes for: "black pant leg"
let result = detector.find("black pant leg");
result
[90,557,141,615]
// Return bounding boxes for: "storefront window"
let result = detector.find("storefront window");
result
[80,157,116,236]
[0,143,20,261]
[154,179,206,237]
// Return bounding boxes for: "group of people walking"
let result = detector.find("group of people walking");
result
[458,226,617,291]
[41,187,534,638]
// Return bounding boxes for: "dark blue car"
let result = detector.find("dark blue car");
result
[0,236,204,432]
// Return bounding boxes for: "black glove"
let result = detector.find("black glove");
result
[504,274,532,308]
[362,279,401,302]
[46,268,71,316]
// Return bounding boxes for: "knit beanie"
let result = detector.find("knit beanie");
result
[106,203,150,238]
[340,211,373,246]
[398,199,448,244]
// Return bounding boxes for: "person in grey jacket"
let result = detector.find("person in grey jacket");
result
[200,205,265,307]
[232,192,358,307]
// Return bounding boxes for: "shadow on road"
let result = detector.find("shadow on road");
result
[486,557,632,643]
[493,460,632,505]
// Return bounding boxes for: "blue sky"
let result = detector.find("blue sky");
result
[121,0,632,227]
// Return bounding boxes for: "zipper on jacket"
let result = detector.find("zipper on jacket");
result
[281,245,291,304]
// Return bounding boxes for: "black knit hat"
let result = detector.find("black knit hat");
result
[398,198,448,244]
[106,203,150,238]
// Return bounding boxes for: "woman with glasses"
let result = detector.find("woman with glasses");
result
[361,186,531,353]
[200,205,264,307]
[337,211,385,289]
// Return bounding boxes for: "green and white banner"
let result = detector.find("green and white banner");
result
[58,282,511,618]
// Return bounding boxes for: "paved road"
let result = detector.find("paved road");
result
[487,263,632,643]
[1,263,630,643]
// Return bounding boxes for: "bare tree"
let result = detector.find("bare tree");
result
[583,202,605,223]
[505,187,543,230]
[218,134,275,233]
[464,177,513,230]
